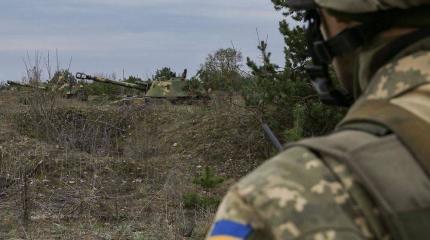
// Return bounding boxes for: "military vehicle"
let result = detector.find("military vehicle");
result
[49,70,88,101]
[76,72,209,104]
[7,71,88,101]
[7,80,46,90]
[7,80,32,88]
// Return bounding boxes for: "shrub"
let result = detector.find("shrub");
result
[153,67,176,80]
[193,166,224,189]
[0,82,9,91]
[198,48,245,93]
[82,81,122,97]
[81,74,147,97]
[182,192,220,209]
[14,91,141,155]
[243,22,346,143]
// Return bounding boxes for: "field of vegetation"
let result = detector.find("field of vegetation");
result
[0,89,271,239]
[0,2,348,239]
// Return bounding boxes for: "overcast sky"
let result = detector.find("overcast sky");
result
[0,0,285,81]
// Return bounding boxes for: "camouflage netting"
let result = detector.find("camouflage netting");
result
[146,78,206,99]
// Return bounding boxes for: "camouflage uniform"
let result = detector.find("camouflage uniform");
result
[207,1,430,239]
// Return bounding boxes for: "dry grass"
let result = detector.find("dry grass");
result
[0,90,269,239]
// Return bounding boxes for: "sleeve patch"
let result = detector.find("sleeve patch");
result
[209,220,253,240]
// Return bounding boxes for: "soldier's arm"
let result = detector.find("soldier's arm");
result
[207,147,373,240]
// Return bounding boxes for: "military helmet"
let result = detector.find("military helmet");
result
[287,0,430,27]
[287,0,429,13]
[284,0,430,107]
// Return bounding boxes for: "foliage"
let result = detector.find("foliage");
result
[183,77,205,96]
[125,75,151,92]
[0,82,8,91]
[153,67,176,80]
[242,3,345,142]
[182,192,220,209]
[198,48,245,93]
[82,75,146,98]
[0,77,270,239]
[14,91,136,155]
[193,166,224,189]
[82,81,122,98]
[49,70,76,86]
[124,75,145,84]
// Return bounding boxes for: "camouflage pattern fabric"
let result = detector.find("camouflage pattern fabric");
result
[145,79,189,98]
[48,70,82,97]
[365,51,430,101]
[208,147,379,239]
[391,84,430,123]
[207,35,430,240]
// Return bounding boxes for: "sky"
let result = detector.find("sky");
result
[0,0,285,81]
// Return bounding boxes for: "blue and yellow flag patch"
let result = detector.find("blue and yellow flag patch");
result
[209,220,253,240]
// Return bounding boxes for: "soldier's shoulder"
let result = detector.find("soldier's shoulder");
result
[222,143,371,239]
[234,145,326,200]
[365,50,430,100]
[239,146,320,179]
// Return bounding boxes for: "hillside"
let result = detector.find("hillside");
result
[0,89,271,239]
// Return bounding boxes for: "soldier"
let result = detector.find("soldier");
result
[207,0,430,239]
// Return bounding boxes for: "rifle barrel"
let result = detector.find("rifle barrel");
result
[262,123,283,152]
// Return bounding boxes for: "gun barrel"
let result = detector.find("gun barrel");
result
[262,123,284,152]
[7,80,27,87]
[76,72,149,91]
[7,80,45,89]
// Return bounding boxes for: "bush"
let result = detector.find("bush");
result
[193,166,224,189]
[0,84,8,91]
[198,48,245,93]
[182,192,220,209]
[81,75,147,98]
[243,29,345,143]
[14,91,141,155]
[82,82,122,98]
[153,67,176,80]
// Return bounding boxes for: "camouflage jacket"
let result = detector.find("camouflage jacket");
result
[206,36,430,239]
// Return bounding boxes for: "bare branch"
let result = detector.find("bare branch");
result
[56,48,60,72]
[45,51,52,80]
[67,56,73,71]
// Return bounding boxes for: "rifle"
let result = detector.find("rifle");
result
[262,123,283,152]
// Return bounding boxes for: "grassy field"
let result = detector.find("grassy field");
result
[0,89,270,239]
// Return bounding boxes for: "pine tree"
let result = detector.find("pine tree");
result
[154,67,176,80]
[243,2,345,142]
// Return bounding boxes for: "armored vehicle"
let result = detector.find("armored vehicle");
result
[76,72,208,104]
[49,70,88,101]
[6,71,87,101]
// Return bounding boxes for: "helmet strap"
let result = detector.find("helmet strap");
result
[304,10,391,107]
